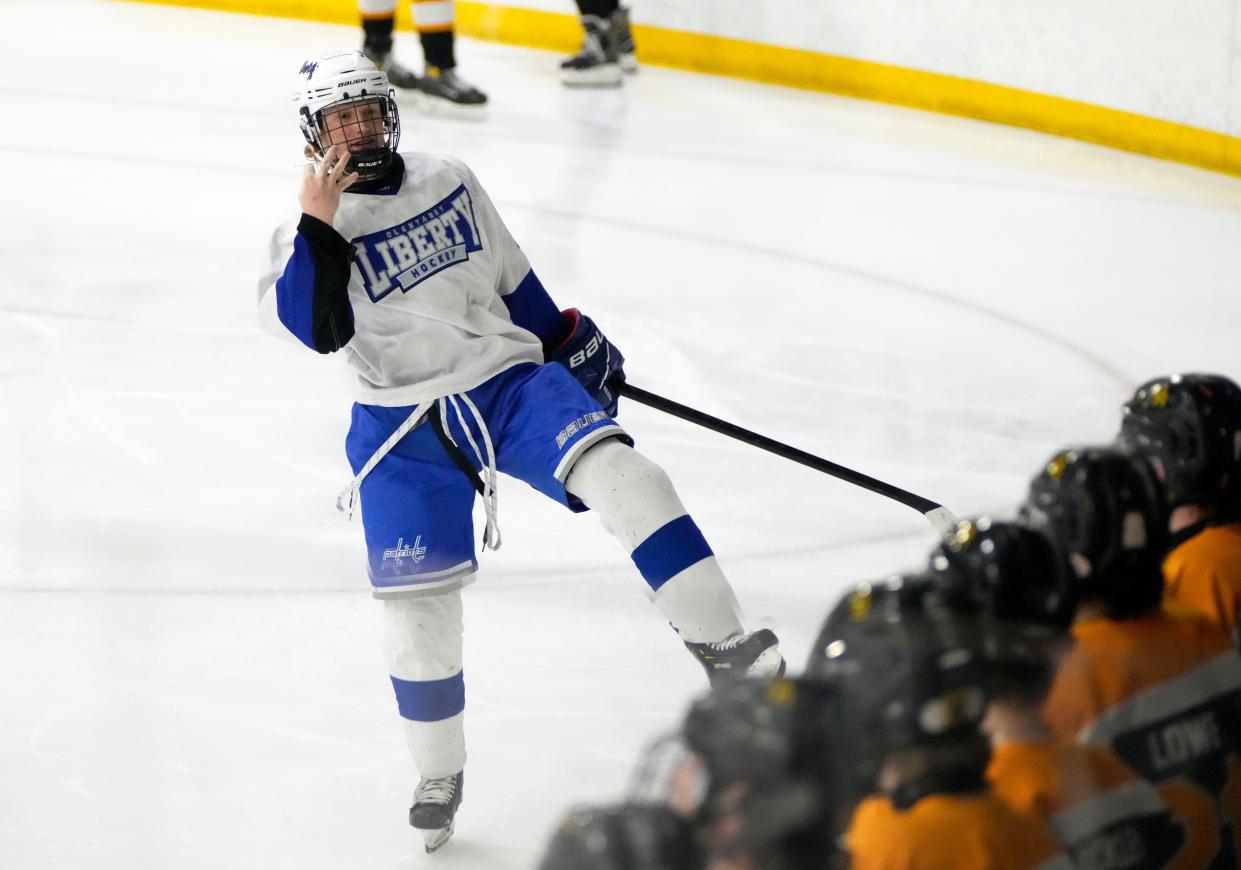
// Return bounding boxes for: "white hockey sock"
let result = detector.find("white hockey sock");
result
[565,439,744,642]
[384,592,467,779]
[359,0,398,15]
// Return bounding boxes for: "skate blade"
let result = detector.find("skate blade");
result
[562,65,624,88]
[747,646,786,680]
[421,822,455,854]
[404,91,489,122]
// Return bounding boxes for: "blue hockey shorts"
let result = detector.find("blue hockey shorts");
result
[345,362,631,598]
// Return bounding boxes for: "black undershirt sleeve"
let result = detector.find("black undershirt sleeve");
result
[297,213,356,353]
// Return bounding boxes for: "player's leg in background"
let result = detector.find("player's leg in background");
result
[410,0,489,109]
[562,0,637,87]
[359,0,421,88]
[565,438,784,683]
[610,4,638,73]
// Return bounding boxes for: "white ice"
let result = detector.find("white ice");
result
[2,2,1239,867]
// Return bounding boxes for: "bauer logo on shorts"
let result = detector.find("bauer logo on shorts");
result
[381,535,427,572]
[352,184,483,302]
[555,411,609,449]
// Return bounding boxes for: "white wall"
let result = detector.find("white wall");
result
[503,0,1241,137]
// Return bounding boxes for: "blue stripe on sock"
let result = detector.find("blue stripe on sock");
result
[630,515,714,592]
[390,671,465,722]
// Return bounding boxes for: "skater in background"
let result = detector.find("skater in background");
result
[562,1,637,87]
[810,574,1066,870]
[1117,373,1241,644]
[928,521,1185,865]
[1027,447,1241,867]
[260,51,783,855]
[359,0,487,109]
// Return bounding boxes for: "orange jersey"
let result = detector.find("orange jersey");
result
[845,792,1068,870]
[1043,610,1241,867]
[987,739,1184,867]
[1164,522,1241,641]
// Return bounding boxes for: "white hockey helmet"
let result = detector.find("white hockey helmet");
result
[293,50,400,182]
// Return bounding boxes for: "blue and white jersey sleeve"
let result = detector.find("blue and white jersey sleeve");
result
[257,214,356,353]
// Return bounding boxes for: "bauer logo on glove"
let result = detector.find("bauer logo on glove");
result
[550,308,626,417]
[569,332,605,368]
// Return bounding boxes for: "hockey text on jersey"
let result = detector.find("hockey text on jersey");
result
[353,184,483,302]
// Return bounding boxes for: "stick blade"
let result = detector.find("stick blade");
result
[923,505,961,539]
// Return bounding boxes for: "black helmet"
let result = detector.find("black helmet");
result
[1022,446,1168,618]
[928,518,1075,701]
[808,574,989,754]
[928,517,1076,629]
[808,575,991,812]
[538,803,702,870]
[682,678,800,789]
[807,572,940,671]
[1118,373,1241,510]
[680,677,845,869]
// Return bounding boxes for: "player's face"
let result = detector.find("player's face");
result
[320,99,385,151]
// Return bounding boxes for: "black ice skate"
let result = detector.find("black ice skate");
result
[360,47,421,90]
[685,629,786,687]
[560,15,623,88]
[415,66,489,116]
[409,770,464,854]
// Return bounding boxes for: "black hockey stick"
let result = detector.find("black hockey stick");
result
[618,382,960,538]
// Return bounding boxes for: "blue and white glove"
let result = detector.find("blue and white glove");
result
[549,309,626,417]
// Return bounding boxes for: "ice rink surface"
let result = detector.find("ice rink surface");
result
[2,1,1240,866]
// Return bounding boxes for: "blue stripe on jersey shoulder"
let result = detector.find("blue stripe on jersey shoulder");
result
[630,515,714,592]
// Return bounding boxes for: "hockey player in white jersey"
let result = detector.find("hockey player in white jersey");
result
[258,51,785,854]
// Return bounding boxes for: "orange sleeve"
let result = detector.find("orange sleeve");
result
[987,744,1058,819]
[1164,527,1241,638]
[1042,645,1099,739]
[845,797,899,870]
[846,794,1063,870]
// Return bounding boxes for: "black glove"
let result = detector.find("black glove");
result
[548,308,626,417]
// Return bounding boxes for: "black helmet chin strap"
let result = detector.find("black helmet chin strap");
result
[348,153,405,194]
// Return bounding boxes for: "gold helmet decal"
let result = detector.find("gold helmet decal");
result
[767,678,797,707]
[848,584,873,622]
[947,519,978,553]
[1150,381,1169,408]
[1046,452,1069,481]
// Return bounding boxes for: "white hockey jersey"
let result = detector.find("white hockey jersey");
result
[257,152,545,407]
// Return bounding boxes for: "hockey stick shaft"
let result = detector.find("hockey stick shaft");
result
[618,382,960,537]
